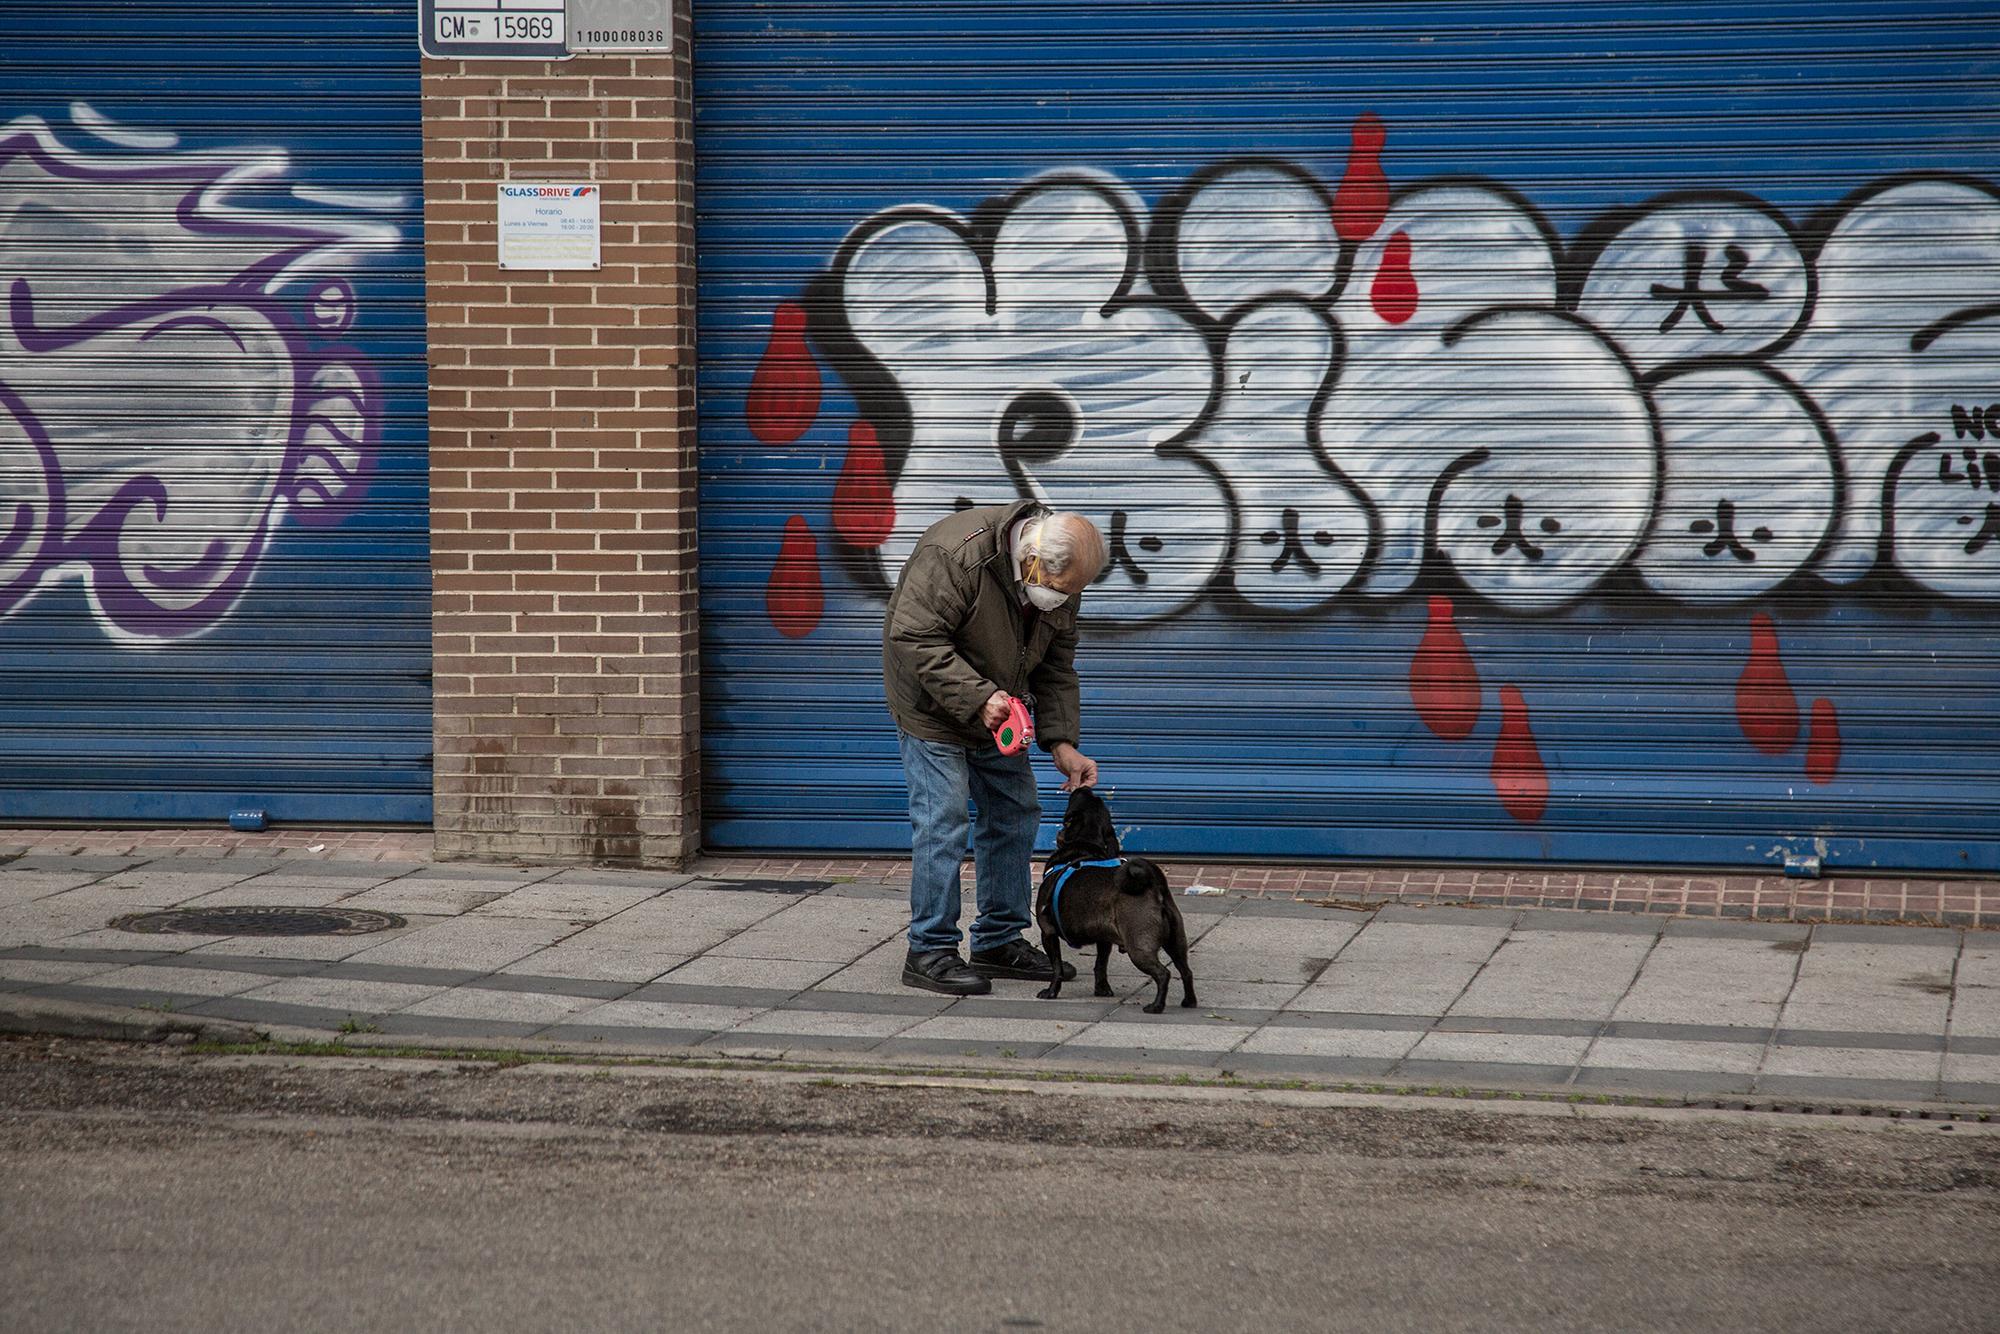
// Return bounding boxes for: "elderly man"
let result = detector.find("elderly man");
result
[883,501,1105,996]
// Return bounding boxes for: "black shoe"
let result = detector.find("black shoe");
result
[968,938,1077,982]
[902,949,993,996]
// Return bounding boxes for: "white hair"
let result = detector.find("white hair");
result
[1025,511,1107,579]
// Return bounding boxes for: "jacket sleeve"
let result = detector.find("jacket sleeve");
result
[886,546,1000,725]
[1029,615,1081,750]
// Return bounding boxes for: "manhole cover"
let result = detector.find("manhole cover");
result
[108,906,407,937]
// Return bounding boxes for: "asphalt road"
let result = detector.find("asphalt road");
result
[2,1038,1996,1333]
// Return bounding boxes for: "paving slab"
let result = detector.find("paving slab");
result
[1610,935,1801,1028]
[1172,948,1338,986]
[896,1014,1090,1045]
[1061,1019,1255,1053]
[1779,940,1959,1035]
[337,882,515,916]
[1583,1037,1768,1074]
[870,1038,1061,1062]
[74,965,272,1000]
[1760,1044,1943,1083]
[576,889,793,955]
[1235,1025,1424,1061]
[340,917,580,973]
[1448,929,1654,1021]
[55,873,263,907]
[535,1024,718,1048]
[1291,921,1507,1016]
[1392,1060,1576,1089]
[1952,939,2000,1038]
[495,944,690,983]
[658,955,843,992]
[370,1014,547,1040]
[0,957,121,988]
[465,972,631,1001]
[702,1033,895,1057]
[0,871,120,903]
[1,855,145,875]
[1755,1075,1942,1103]
[543,868,696,891]
[563,998,767,1030]
[396,988,606,1026]
[1571,1068,1758,1097]
[1183,979,1306,1011]
[814,938,918,997]
[703,895,907,963]
[470,881,671,923]
[1191,912,1365,956]
[725,1009,925,1040]
[1405,1031,1593,1068]
[230,976,446,1015]
[777,989,951,1018]
[1942,1050,2000,1087]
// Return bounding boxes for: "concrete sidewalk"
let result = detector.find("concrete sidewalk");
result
[0,852,1995,1108]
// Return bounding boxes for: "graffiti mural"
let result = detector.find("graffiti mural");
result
[759,115,2000,617]
[739,110,2000,837]
[0,103,399,644]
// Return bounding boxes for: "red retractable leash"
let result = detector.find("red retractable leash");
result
[991,695,1034,755]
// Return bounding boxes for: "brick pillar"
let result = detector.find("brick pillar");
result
[421,30,698,865]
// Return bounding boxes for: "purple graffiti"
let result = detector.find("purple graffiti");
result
[0,104,399,642]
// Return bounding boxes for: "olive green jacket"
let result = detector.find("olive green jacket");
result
[882,500,1081,752]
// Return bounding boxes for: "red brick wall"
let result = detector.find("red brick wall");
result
[421,29,698,865]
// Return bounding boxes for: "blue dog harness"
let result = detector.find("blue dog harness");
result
[1042,858,1125,948]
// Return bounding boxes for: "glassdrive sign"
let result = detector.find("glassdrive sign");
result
[421,0,671,59]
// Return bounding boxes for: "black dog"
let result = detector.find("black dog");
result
[1034,787,1195,1014]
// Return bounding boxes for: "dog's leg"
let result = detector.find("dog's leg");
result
[1093,943,1113,998]
[1135,951,1170,1015]
[1036,925,1065,1001]
[1168,929,1197,1010]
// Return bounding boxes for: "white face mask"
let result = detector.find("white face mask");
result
[1025,582,1069,612]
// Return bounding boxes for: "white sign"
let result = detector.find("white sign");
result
[497,183,601,270]
[422,0,670,58]
[568,0,672,51]
[423,2,567,58]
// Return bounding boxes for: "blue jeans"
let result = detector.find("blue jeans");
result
[898,730,1041,956]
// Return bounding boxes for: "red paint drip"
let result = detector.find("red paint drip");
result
[765,515,823,639]
[746,302,820,445]
[1735,613,1799,755]
[1370,231,1418,325]
[1410,595,1481,740]
[1491,685,1549,824]
[1331,111,1390,244]
[1805,698,1841,785]
[832,421,896,549]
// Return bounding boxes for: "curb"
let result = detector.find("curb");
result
[0,994,269,1047]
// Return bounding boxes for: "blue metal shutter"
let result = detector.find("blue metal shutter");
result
[694,1,2000,874]
[0,2,430,824]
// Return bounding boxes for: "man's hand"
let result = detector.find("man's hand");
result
[980,690,1013,730]
[1050,742,1098,791]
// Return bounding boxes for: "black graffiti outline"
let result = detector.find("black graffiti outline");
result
[1558,188,1814,360]
[804,171,1243,621]
[1638,358,1848,587]
[801,162,2000,624]
[1145,156,1352,323]
[1412,306,1668,615]
[1211,296,1380,613]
